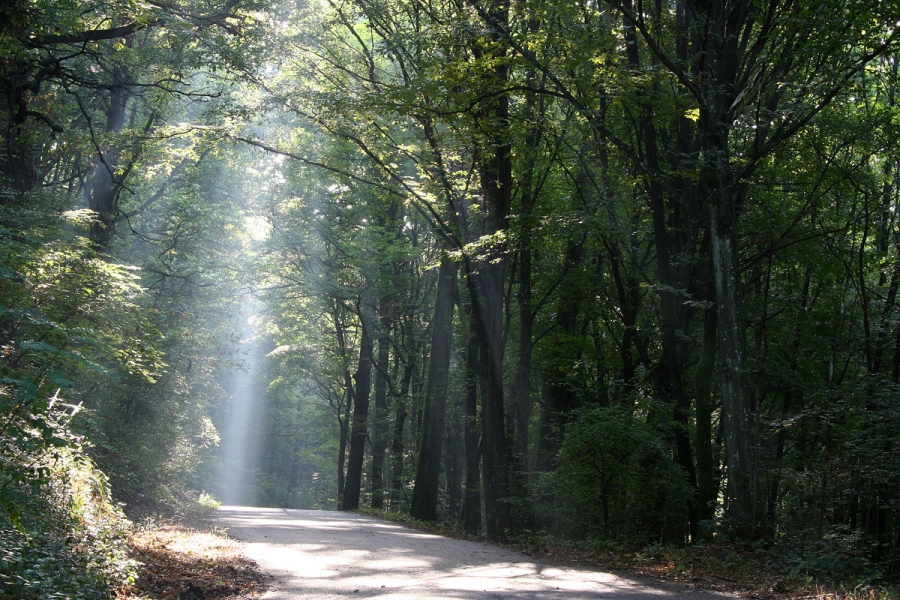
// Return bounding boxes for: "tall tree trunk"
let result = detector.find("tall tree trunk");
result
[85,44,135,250]
[461,320,482,534]
[511,136,535,527]
[467,225,511,540]
[342,304,375,511]
[509,3,544,528]
[462,0,513,540]
[695,275,718,539]
[0,64,37,199]
[390,362,414,510]
[1,3,47,201]
[410,254,458,520]
[371,307,391,509]
[692,0,760,539]
[445,390,464,520]
[337,372,353,509]
[622,0,699,542]
[707,181,758,536]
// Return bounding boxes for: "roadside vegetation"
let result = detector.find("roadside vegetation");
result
[0,446,136,599]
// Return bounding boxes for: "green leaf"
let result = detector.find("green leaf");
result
[47,369,75,387]
[18,341,60,355]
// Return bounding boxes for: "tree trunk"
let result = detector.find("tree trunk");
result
[390,362,414,510]
[466,227,511,540]
[510,16,544,525]
[692,0,760,539]
[410,254,458,520]
[708,189,758,536]
[390,399,408,510]
[85,47,134,250]
[461,321,482,534]
[337,373,353,509]
[342,306,375,511]
[622,0,699,542]
[371,307,391,509]
[1,4,45,201]
[445,390,464,520]
[695,276,718,539]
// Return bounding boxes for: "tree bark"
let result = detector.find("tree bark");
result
[510,7,544,526]
[445,390,464,520]
[460,0,513,541]
[85,43,135,250]
[689,0,761,539]
[707,188,758,535]
[342,304,375,511]
[461,320,482,534]
[371,307,391,509]
[337,374,353,508]
[390,362,414,510]
[410,254,458,520]
[695,276,718,539]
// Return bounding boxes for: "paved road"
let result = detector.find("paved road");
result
[213,506,735,599]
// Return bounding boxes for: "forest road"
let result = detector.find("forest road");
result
[212,505,736,600]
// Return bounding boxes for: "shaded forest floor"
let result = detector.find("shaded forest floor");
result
[115,510,896,600]
[507,541,890,600]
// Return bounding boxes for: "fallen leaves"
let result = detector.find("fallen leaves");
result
[117,524,267,600]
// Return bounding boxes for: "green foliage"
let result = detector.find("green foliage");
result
[80,141,265,516]
[1,439,137,599]
[541,404,692,546]
[0,205,149,597]
[0,209,159,482]
[1,0,345,593]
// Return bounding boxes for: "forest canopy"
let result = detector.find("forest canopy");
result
[2,0,900,595]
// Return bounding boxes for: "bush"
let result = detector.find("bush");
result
[538,403,693,546]
[1,443,137,599]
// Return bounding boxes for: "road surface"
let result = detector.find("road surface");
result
[213,505,735,599]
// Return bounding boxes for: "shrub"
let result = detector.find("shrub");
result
[1,429,137,599]
[539,403,692,546]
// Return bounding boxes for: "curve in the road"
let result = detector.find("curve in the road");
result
[213,505,736,599]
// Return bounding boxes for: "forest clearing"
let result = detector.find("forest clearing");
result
[2,0,900,597]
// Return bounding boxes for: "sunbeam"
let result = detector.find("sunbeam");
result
[216,300,267,506]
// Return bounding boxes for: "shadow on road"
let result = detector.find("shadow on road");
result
[213,506,735,600]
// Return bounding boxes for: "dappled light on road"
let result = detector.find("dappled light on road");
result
[214,506,735,599]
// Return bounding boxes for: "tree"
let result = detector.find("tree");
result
[410,252,458,520]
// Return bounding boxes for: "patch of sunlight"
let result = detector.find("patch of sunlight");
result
[244,214,271,241]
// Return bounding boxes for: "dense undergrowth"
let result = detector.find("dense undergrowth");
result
[0,445,137,599]
[1,442,243,600]
[0,167,246,595]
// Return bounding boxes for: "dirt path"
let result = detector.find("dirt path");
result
[213,506,736,599]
